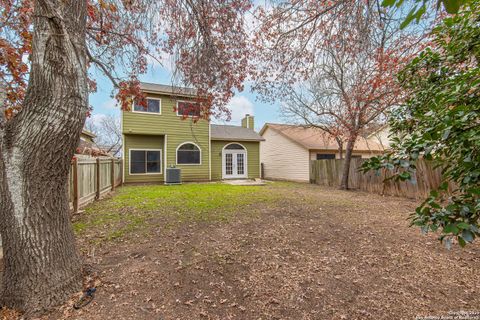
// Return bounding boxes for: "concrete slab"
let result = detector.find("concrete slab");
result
[223,179,267,186]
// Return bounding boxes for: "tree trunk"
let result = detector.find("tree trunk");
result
[0,0,87,315]
[339,137,356,190]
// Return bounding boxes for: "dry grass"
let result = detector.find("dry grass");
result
[19,182,480,319]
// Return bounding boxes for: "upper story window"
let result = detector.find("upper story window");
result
[133,98,161,114]
[176,142,201,165]
[177,101,201,117]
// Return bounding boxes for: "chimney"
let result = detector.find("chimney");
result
[241,114,254,130]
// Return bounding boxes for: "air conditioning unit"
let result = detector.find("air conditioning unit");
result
[165,167,181,185]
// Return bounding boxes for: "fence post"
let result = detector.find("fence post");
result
[72,158,79,213]
[96,158,101,199]
[120,159,123,185]
[111,158,115,191]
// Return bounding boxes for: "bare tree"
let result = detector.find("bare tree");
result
[253,0,430,189]
[85,115,122,157]
[282,86,348,159]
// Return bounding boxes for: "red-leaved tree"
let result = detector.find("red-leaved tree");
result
[0,0,251,315]
[252,0,431,189]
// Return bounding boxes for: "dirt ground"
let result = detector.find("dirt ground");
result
[4,182,480,319]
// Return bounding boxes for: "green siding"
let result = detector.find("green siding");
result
[210,141,260,180]
[123,93,210,182]
[124,134,164,183]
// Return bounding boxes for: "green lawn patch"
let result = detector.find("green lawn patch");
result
[73,183,277,242]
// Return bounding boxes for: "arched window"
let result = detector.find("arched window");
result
[224,143,245,150]
[177,143,201,165]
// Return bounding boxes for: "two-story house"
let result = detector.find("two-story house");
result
[122,82,264,183]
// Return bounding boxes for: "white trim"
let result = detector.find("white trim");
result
[132,97,162,115]
[208,124,212,180]
[129,149,163,175]
[164,135,168,176]
[221,142,248,179]
[175,142,202,165]
[259,141,261,179]
[176,100,200,117]
[122,134,125,183]
[121,111,125,183]
[246,115,250,129]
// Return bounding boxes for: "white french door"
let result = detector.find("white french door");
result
[223,151,247,179]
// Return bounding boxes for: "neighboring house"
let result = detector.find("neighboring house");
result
[259,123,385,182]
[121,82,264,183]
[80,129,96,147]
[77,129,111,157]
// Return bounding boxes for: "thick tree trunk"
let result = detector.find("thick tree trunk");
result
[0,0,87,315]
[339,137,356,190]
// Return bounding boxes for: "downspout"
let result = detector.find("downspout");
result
[208,123,211,181]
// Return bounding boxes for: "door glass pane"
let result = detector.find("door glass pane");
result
[225,153,233,175]
[237,153,245,175]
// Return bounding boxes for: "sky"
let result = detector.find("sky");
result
[88,62,284,132]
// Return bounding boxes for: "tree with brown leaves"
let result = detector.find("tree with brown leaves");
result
[252,0,431,189]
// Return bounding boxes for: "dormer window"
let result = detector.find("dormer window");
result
[177,101,201,117]
[134,98,161,114]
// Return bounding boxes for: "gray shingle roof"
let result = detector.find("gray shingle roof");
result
[211,124,265,141]
[140,82,197,97]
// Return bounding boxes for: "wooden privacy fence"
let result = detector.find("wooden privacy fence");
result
[310,158,445,199]
[69,157,122,212]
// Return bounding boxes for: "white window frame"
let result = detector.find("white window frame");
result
[132,97,162,115]
[176,100,201,117]
[175,142,202,166]
[129,149,163,175]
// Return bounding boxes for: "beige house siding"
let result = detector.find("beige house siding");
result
[260,127,310,182]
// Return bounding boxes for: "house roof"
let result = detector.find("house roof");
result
[140,82,197,97]
[211,124,265,141]
[260,123,384,152]
[81,129,96,139]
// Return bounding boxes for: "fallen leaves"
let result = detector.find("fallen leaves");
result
[40,183,480,319]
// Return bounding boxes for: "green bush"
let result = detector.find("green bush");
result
[361,1,480,247]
